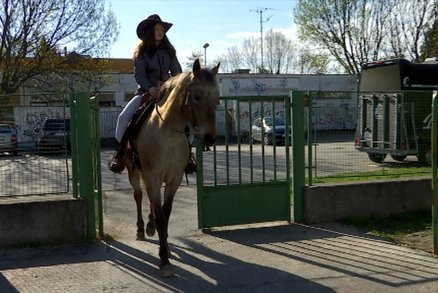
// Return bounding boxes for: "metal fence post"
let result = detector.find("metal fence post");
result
[291,91,305,222]
[306,93,313,185]
[70,93,79,198]
[432,91,438,255]
[75,92,97,240]
[90,96,103,237]
[196,143,204,229]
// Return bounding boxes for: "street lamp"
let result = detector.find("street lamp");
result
[203,43,209,67]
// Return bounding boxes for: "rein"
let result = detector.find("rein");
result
[154,102,187,135]
[154,91,195,170]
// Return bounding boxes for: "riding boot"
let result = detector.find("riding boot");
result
[184,153,198,174]
[108,138,128,173]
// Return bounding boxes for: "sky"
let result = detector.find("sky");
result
[107,0,299,69]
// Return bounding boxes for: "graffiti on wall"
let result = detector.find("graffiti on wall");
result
[313,101,356,130]
[222,77,297,96]
[14,107,70,143]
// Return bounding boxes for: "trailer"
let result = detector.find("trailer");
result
[354,59,438,163]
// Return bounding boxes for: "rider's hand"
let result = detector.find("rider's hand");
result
[148,86,160,99]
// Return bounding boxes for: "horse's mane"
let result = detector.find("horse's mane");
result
[159,72,192,103]
[159,68,218,103]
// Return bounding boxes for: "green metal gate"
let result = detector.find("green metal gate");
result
[196,94,297,229]
[70,92,103,240]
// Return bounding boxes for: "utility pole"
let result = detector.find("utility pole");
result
[250,7,275,73]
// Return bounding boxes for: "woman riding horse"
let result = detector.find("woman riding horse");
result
[109,14,182,173]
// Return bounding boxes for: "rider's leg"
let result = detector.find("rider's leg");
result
[108,94,143,173]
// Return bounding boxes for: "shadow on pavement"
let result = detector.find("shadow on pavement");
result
[206,223,438,289]
[0,237,335,292]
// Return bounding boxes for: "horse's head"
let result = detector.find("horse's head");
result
[186,59,220,146]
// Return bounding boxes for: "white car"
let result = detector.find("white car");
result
[0,124,18,156]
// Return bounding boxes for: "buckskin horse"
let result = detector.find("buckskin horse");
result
[124,59,220,277]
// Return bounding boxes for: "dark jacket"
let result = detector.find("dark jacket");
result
[134,45,182,95]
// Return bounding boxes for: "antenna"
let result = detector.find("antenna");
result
[250,7,276,73]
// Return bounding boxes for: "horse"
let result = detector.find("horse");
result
[124,59,220,277]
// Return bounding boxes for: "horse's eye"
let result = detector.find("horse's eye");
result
[193,95,201,102]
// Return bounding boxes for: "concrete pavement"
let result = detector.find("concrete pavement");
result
[1,185,438,292]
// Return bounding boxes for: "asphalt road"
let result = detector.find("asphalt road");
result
[0,141,423,196]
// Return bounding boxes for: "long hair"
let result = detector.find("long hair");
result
[133,25,177,59]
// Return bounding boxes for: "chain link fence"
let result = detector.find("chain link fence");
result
[306,90,432,184]
[0,94,121,197]
[0,94,71,196]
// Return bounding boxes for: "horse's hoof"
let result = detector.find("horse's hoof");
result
[160,264,174,278]
[146,222,156,237]
[136,232,146,241]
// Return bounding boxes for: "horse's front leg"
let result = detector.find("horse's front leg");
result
[154,206,172,277]
[146,207,155,237]
[162,180,179,227]
[160,181,179,258]
[147,183,173,277]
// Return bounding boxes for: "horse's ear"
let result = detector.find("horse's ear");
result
[193,58,201,77]
[211,62,220,75]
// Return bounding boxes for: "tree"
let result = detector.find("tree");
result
[386,0,438,63]
[420,20,438,61]
[295,48,330,74]
[294,0,393,74]
[294,0,438,74]
[264,29,296,74]
[185,51,203,70]
[0,0,119,95]
[241,36,259,73]
[221,31,301,74]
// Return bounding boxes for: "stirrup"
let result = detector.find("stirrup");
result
[108,153,125,173]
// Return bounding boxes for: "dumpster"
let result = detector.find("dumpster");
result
[354,59,438,163]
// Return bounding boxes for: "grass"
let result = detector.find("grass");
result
[311,165,431,184]
[343,209,432,242]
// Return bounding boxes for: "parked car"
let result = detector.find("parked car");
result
[251,116,288,145]
[38,118,71,154]
[0,124,18,156]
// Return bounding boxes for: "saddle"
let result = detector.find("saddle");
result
[126,96,156,140]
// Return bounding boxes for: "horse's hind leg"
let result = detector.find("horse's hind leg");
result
[133,188,145,240]
[126,162,145,240]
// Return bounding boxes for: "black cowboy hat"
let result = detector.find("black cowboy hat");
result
[136,14,173,39]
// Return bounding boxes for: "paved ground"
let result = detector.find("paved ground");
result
[1,183,438,292]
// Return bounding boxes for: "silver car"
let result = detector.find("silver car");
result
[0,124,18,156]
[251,116,287,145]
